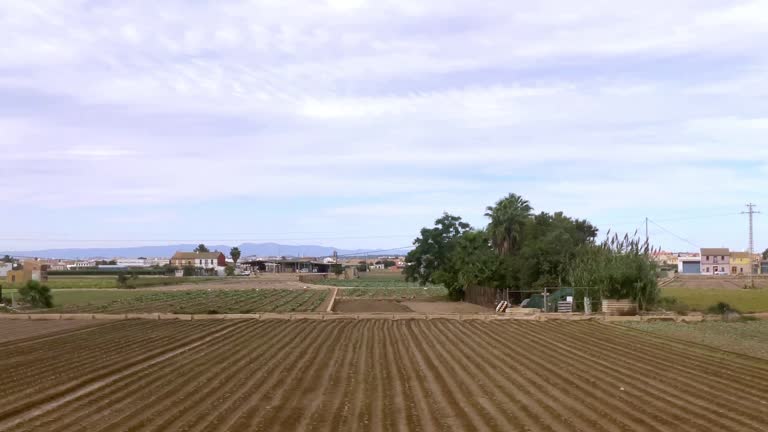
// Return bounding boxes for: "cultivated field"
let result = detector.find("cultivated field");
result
[0,320,102,343]
[664,275,768,290]
[317,273,450,300]
[1,319,766,431]
[662,287,768,312]
[1,276,220,290]
[40,289,328,314]
[622,320,768,360]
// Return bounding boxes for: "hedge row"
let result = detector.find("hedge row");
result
[48,268,173,276]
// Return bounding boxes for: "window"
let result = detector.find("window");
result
[720,256,724,260]
[705,267,710,272]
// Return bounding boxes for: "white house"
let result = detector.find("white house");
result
[0,263,12,277]
[170,252,226,270]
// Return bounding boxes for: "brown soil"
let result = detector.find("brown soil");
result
[1,320,767,431]
[333,299,413,312]
[401,301,492,314]
[143,275,324,291]
[0,320,104,343]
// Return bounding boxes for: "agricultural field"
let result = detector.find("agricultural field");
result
[622,320,768,360]
[0,320,102,343]
[1,276,218,290]
[315,273,425,288]
[661,287,768,313]
[317,273,450,300]
[0,319,766,431]
[338,286,449,300]
[28,289,328,314]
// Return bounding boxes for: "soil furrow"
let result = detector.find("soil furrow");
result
[251,321,348,431]
[206,320,332,431]
[534,321,768,427]
[458,321,637,432]
[483,321,706,431]
[15,320,262,432]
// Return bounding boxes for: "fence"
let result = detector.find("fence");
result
[464,286,503,308]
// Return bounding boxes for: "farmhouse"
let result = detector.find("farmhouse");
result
[700,248,729,274]
[729,252,754,275]
[5,260,49,284]
[170,252,226,269]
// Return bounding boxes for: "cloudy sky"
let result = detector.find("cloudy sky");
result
[2,0,768,252]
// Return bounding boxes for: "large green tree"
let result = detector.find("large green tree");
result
[485,193,533,256]
[404,213,471,286]
[434,230,500,300]
[194,244,210,253]
[512,212,598,288]
[230,247,241,267]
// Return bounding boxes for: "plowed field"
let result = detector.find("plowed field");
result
[44,289,328,314]
[1,320,767,431]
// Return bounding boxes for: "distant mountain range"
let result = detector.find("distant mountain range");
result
[1,243,374,260]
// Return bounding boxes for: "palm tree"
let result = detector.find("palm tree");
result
[484,193,533,255]
[230,247,241,267]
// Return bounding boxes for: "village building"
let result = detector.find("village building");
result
[170,252,227,269]
[700,248,729,275]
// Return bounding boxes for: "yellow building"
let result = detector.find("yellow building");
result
[730,252,753,275]
[5,260,49,284]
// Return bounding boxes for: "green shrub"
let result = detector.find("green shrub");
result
[707,302,740,315]
[48,269,168,276]
[656,296,689,315]
[225,265,235,277]
[182,265,196,277]
[18,281,54,308]
[568,233,659,311]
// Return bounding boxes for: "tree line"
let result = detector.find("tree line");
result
[404,193,659,309]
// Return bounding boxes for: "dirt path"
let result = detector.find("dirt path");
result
[401,301,492,314]
[333,299,413,312]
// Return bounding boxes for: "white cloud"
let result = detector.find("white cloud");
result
[2,0,768,251]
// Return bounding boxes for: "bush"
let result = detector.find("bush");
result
[707,302,740,315]
[656,297,690,315]
[18,281,53,308]
[225,265,235,277]
[182,265,196,277]
[48,268,168,276]
[568,233,659,311]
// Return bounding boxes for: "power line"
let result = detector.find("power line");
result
[650,212,742,223]
[336,246,414,257]
[647,219,700,249]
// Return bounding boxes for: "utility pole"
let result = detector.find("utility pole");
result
[742,203,760,287]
